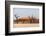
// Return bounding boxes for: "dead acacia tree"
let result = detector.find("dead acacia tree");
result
[14,14,20,24]
[28,16,31,23]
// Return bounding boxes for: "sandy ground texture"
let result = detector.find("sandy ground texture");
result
[13,23,39,28]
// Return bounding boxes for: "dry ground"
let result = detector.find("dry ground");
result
[13,23,39,28]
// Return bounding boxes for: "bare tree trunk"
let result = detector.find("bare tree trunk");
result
[16,19,18,24]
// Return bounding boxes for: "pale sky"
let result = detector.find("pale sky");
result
[13,8,39,19]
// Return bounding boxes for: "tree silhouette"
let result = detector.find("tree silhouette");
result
[14,14,20,24]
[32,14,34,23]
[28,16,32,23]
